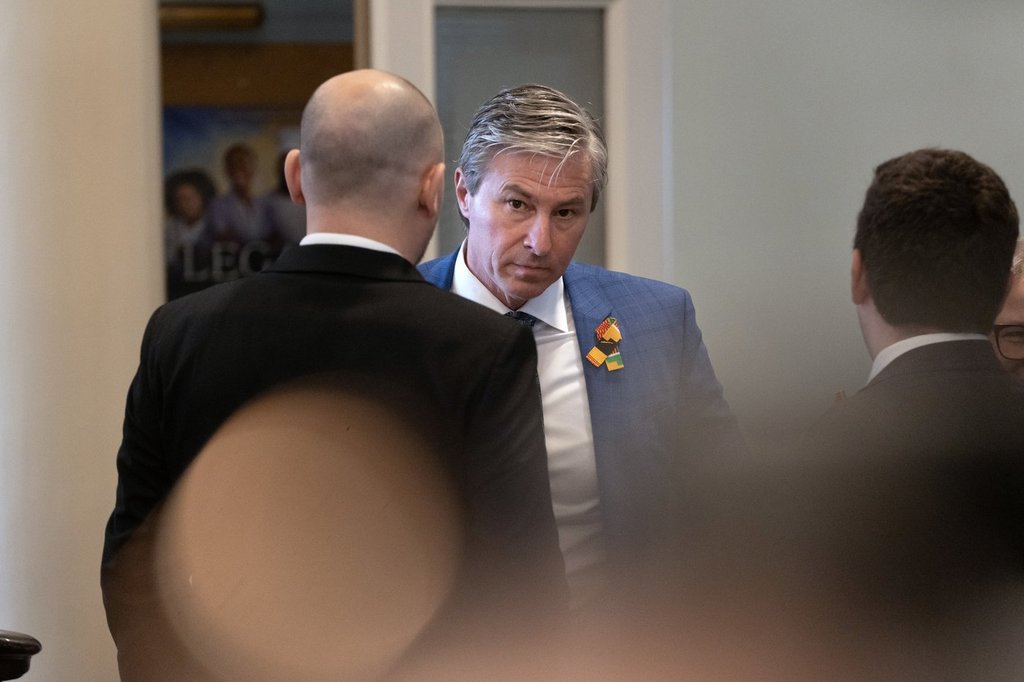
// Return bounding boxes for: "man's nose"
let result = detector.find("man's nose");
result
[523,215,551,256]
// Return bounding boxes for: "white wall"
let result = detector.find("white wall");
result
[670,1,1024,446]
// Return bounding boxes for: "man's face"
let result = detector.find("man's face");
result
[993,275,1024,379]
[173,183,204,224]
[457,152,592,310]
[226,151,256,193]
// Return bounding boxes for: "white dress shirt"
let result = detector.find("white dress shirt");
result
[299,232,402,256]
[451,241,607,608]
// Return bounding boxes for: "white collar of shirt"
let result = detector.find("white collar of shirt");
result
[867,332,988,383]
[451,239,569,332]
[299,232,402,258]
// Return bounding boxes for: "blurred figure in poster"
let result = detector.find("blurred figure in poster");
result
[164,168,217,299]
[207,142,265,243]
[262,150,308,256]
[207,142,272,280]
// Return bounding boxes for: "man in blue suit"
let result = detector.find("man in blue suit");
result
[419,84,745,609]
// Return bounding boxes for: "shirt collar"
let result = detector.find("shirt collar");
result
[451,239,569,332]
[868,332,989,383]
[300,232,403,258]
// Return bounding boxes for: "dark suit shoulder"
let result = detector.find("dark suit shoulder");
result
[804,346,1024,460]
[143,279,247,343]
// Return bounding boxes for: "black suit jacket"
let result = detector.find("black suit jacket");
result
[665,340,1024,677]
[808,340,1024,459]
[794,340,1024,624]
[103,244,564,606]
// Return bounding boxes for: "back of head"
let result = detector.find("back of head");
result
[458,84,608,214]
[298,70,443,209]
[855,148,1019,333]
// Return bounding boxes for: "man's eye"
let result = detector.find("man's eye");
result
[1005,329,1024,343]
[507,199,525,210]
[555,208,576,219]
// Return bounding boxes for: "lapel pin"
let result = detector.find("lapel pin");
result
[587,317,624,371]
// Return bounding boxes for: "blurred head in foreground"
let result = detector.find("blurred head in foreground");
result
[105,380,463,681]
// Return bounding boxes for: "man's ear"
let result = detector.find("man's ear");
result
[454,167,471,221]
[283,149,305,205]
[418,162,445,219]
[851,248,871,305]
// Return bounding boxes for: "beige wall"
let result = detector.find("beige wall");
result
[0,2,162,679]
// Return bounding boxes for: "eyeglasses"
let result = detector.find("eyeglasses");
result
[993,324,1024,360]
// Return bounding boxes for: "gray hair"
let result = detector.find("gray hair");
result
[1013,240,1024,278]
[457,84,608,214]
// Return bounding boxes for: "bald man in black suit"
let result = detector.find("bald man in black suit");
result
[102,70,565,679]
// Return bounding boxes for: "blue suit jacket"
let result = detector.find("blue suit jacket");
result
[420,251,745,568]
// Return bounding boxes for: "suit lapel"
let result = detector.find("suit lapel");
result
[565,263,614,365]
[564,264,629,535]
[418,249,459,289]
[426,254,643,555]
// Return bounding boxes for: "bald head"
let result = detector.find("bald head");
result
[296,70,443,208]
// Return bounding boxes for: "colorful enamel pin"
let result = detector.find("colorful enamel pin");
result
[586,316,624,371]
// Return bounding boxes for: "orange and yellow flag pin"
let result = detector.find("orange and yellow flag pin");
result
[587,317,623,371]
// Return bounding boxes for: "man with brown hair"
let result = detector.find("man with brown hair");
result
[814,147,1024,453]
[792,149,1024,662]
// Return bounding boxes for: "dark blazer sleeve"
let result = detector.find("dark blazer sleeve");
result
[102,309,170,566]
[458,322,567,611]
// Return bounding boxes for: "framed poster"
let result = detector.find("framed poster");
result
[162,106,303,299]
[160,42,354,299]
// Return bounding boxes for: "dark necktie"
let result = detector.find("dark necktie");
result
[505,311,542,398]
[505,311,538,328]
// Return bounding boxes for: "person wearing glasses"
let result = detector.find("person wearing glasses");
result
[992,240,1024,379]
